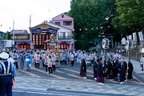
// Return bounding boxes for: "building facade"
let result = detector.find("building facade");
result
[10,30,31,50]
[30,20,75,50]
[0,31,6,48]
[51,13,74,30]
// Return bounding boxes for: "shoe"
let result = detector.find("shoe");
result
[98,83,104,85]
[120,82,123,84]
[83,77,87,79]
[94,78,97,80]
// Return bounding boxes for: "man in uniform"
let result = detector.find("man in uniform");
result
[0,52,16,96]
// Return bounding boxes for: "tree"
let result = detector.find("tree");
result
[68,0,111,50]
[113,0,144,31]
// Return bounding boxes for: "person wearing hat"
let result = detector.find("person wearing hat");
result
[0,52,16,96]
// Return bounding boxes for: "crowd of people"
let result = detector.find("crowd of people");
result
[0,48,134,88]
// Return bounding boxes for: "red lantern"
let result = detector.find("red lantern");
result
[79,29,81,31]
[121,24,123,26]
[0,24,2,27]
[142,42,143,44]
[137,29,139,31]
[128,26,130,28]
[100,27,103,29]
[96,27,98,29]
[85,28,87,30]
[115,25,117,27]
[133,28,134,29]
[91,28,93,30]
[108,26,110,28]
[9,27,11,30]
[73,29,75,31]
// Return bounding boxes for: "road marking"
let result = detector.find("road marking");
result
[67,74,93,81]
[133,75,143,83]
[20,70,40,78]
[62,68,79,73]
[31,67,66,79]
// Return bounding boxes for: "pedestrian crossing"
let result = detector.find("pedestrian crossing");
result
[16,65,144,85]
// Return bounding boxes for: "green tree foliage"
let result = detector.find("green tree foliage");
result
[112,0,144,36]
[69,0,111,50]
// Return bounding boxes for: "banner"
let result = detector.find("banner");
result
[129,35,132,40]
[121,37,126,45]
[138,31,143,41]
[132,32,137,41]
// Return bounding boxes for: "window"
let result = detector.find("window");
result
[63,21,72,26]
[55,22,60,26]
[62,15,64,18]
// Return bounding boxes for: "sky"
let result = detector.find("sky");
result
[0,0,71,32]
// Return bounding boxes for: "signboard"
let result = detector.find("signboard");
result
[138,31,143,41]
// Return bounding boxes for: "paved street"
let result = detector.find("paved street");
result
[12,58,144,96]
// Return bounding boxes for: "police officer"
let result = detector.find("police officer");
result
[0,52,16,96]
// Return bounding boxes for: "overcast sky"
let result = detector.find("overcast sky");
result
[0,0,71,32]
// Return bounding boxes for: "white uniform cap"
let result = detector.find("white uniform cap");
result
[0,52,9,59]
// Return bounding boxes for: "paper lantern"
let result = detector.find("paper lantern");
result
[133,28,134,29]
[73,29,75,31]
[9,27,11,29]
[137,29,139,31]
[96,27,98,29]
[23,30,25,32]
[128,26,130,28]
[100,27,103,29]
[91,28,93,30]
[108,26,110,28]
[16,29,18,31]
[0,24,2,27]
[121,24,123,26]
[85,28,87,30]
[115,25,117,27]
[79,29,81,31]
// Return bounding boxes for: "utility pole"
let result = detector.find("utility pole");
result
[29,15,31,27]
[13,20,15,48]
[29,14,32,49]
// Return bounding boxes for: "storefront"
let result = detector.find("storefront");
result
[17,42,30,50]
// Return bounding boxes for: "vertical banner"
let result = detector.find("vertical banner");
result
[126,36,129,40]
[132,32,137,41]
[129,35,132,40]
[138,31,143,41]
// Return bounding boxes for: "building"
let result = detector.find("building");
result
[0,31,6,48]
[29,20,75,50]
[51,13,74,30]
[10,30,31,50]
